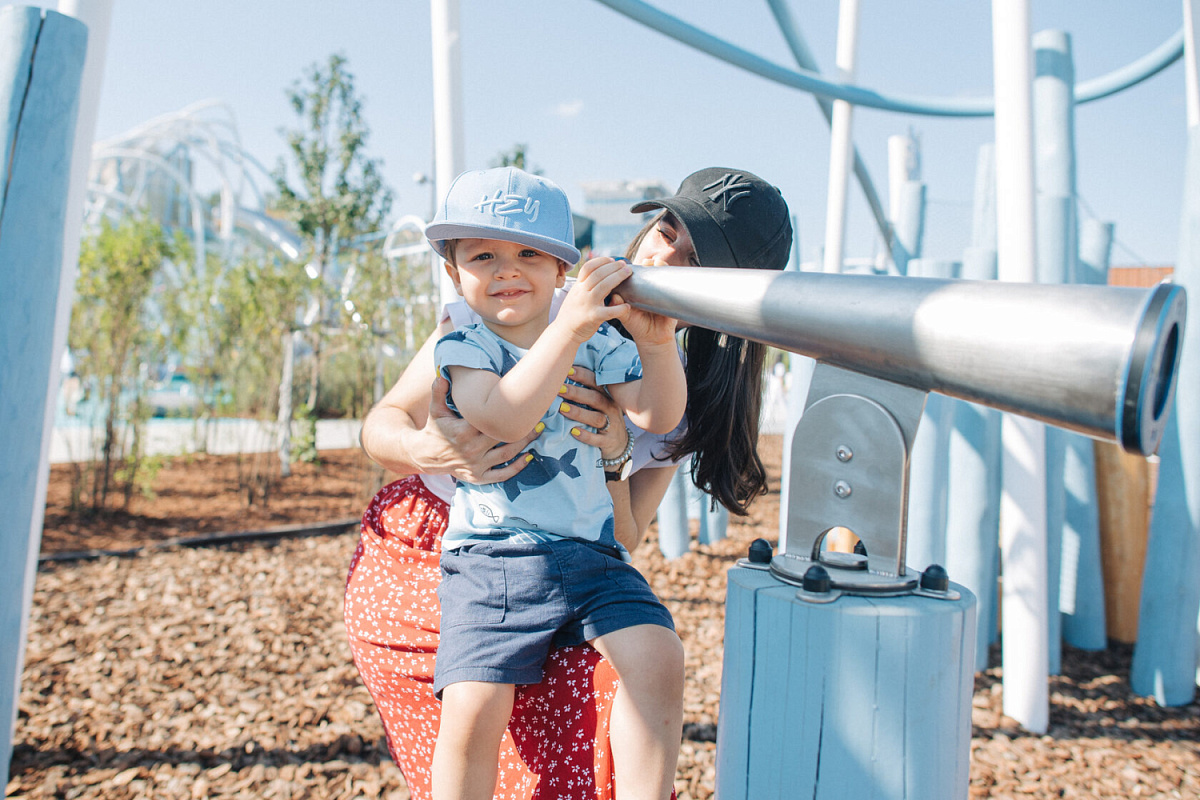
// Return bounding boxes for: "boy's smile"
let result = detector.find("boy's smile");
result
[447,238,568,347]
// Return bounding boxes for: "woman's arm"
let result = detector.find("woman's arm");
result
[627,466,678,548]
[607,341,686,435]
[605,464,679,553]
[605,282,686,435]
[558,368,682,554]
[360,326,537,482]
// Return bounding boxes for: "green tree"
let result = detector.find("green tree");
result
[331,244,436,420]
[272,52,394,412]
[214,253,310,493]
[492,143,541,174]
[70,215,176,510]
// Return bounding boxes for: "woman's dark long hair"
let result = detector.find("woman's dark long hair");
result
[625,215,770,515]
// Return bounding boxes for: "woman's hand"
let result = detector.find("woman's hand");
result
[558,367,629,461]
[421,376,540,484]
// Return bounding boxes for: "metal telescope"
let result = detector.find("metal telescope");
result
[619,266,1184,457]
[618,266,1187,593]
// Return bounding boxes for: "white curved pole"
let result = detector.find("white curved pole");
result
[594,0,1183,116]
[992,0,1049,735]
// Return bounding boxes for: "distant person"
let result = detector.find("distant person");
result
[422,167,686,800]
[346,166,793,800]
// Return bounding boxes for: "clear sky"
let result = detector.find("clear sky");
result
[37,0,1193,267]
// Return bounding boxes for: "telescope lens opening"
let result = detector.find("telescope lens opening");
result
[1152,322,1180,421]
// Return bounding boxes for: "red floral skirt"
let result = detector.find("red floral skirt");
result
[344,476,665,800]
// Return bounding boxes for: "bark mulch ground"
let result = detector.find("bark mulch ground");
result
[8,436,1200,799]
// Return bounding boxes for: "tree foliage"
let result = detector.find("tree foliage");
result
[69,215,177,510]
[272,53,394,410]
[492,143,541,175]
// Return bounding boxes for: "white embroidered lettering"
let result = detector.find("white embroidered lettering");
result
[474,191,540,221]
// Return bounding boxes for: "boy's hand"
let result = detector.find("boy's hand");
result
[554,257,634,343]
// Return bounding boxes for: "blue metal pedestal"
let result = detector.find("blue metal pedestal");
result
[716,563,977,800]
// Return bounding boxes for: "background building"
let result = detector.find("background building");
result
[581,179,669,257]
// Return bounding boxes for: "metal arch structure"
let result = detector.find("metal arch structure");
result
[83,100,431,334]
[85,99,299,269]
[591,0,1184,261]
[593,0,1184,116]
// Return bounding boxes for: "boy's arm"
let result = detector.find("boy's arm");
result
[607,339,687,435]
[448,260,635,442]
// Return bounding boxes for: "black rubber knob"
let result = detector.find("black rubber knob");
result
[747,538,773,564]
[921,563,949,592]
[802,564,832,593]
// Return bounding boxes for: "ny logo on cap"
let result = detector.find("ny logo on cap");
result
[703,173,752,210]
[475,190,541,222]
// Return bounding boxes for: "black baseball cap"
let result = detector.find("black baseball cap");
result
[630,167,792,271]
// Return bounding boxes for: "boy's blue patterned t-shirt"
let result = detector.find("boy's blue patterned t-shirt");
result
[435,321,642,551]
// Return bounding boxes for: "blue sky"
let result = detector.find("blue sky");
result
[42,0,1193,267]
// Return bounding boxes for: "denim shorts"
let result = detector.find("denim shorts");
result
[434,538,675,694]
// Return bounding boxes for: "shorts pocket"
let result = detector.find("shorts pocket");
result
[439,547,506,626]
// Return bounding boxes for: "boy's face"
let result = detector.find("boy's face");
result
[445,238,568,339]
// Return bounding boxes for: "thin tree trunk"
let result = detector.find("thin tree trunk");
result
[278,330,296,478]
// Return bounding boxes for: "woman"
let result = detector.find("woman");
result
[346,167,792,799]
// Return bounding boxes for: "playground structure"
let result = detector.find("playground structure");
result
[3,1,1200,796]
[85,99,436,349]
[618,264,1184,797]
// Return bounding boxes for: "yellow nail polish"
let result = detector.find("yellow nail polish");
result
[568,367,576,376]
[535,422,545,433]
[559,384,568,394]
[571,428,581,436]
[524,454,534,463]
[560,403,570,413]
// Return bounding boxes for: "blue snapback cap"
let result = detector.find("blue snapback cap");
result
[425,167,581,265]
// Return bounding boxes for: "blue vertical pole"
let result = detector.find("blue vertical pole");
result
[1131,123,1200,706]
[1036,195,1071,675]
[779,217,810,551]
[905,258,958,573]
[688,480,728,545]
[892,180,926,277]
[1061,218,1111,650]
[1034,28,1078,676]
[946,246,1002,671]
[658,465,690,559]
[0,6,88,782]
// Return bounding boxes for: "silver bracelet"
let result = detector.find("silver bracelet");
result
[597,426,635,468]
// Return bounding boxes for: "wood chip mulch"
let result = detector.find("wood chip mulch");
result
[8,438,1200,799]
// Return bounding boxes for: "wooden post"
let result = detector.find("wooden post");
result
[1093,443,1153,643]
[717,565,977,799]
[0,5,88,781]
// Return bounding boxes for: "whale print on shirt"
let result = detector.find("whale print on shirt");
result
[497,448,581,501]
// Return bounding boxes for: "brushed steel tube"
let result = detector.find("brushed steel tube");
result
[618,266,1186,456]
